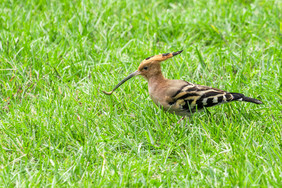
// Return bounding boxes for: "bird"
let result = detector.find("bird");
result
[103,50,262,119]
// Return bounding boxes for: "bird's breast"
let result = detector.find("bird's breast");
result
[148,82,168,108]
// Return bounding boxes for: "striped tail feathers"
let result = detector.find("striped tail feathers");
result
[230,93,263,104]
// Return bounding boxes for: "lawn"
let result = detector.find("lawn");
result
[0,0,281,187]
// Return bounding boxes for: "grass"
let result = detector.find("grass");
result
[0,0,281,186]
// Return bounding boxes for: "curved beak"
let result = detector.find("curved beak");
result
[102,70,140,95]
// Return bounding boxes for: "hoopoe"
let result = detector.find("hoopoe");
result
[103,50,262,117]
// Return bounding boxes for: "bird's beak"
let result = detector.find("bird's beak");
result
[102,70,140,95]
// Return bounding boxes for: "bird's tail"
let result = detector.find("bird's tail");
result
[230,93,263,104]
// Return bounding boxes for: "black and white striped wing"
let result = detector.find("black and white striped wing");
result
[169,83,233,113]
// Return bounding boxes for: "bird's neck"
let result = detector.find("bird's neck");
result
[148,71,166,84]
[147,71,168,97]
[147,64,166,84]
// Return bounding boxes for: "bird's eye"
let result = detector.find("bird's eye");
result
[143,66,148,70]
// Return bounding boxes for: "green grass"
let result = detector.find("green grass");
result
[0,0,281,186]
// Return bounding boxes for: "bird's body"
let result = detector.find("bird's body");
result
[103,50,262,117]
[148,76,261,116]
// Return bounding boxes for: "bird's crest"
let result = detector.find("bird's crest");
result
[142,50,183,63]
[137,50,183,69]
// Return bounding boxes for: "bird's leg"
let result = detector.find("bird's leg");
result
[171,116,185,127]
[177,116,186,124]
[177,116,194,128]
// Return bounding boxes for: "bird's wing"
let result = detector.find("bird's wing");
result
[167,82,233,113]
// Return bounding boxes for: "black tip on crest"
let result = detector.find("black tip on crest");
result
[145,56,153,60]
[172,50,183,56]
[162,53,170,57]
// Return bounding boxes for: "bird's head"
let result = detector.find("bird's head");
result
[137,50,183,80]
[103,50,183,95]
